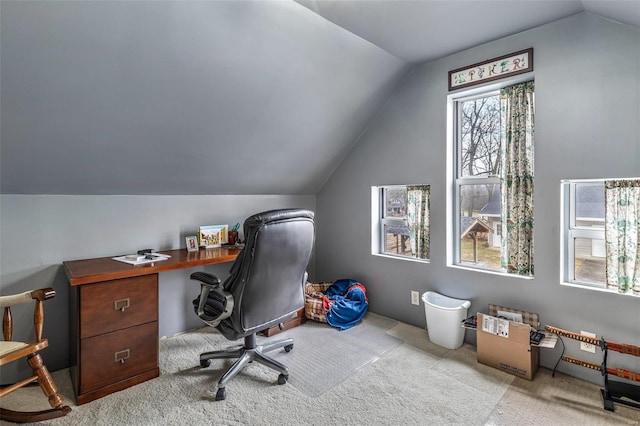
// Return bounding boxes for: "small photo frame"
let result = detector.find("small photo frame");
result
[198,225,228,248]
[186,236,199,252]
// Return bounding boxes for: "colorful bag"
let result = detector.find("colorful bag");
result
[304,281,333,322]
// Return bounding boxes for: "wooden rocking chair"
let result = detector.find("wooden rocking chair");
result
[0,287,71,423]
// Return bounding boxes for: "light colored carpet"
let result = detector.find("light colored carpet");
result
[1,313,637,425]
[268,313,403,397]
[484,367,639,425]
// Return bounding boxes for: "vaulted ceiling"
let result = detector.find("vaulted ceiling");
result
[1,1,638,195]
[297,0,640,63]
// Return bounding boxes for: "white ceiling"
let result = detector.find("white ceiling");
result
[296,0,640,63]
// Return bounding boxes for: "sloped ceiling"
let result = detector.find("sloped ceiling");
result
[1,1,638,195]
[1,1,409,195]
[296,0,640,63]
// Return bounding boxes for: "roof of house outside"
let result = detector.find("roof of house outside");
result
[460,217,493,238]
[479,190,501,217]
[387,225,409,235]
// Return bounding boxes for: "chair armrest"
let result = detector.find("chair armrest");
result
[32,288,56,302]
[190,272,221,286]
[190,273,233,327]
[1,288,55,342]
[0,287,55,308]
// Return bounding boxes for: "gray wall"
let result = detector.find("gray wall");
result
[0,194,315,381]
[315,13,640,384]
[1,9,638,388]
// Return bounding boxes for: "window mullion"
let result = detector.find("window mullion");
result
[457,177,501,185]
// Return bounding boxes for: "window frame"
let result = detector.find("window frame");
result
[446,75,534,278]
[371,185,430,263]
[453,89,502,272]
[561,179,606,289]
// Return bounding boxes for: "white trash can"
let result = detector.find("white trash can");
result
[422,291,471,349]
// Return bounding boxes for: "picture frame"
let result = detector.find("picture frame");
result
[185,235,199,252]
[198,224,229,248]
[448,48,533,91]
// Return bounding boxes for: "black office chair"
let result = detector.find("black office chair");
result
[190,209,315,401]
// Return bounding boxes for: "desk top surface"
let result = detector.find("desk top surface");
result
[64,247,241,286]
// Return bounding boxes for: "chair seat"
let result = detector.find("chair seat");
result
[0,340,48,366]
[0,341,29,357]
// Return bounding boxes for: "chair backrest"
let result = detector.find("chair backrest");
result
[217,209,315,340]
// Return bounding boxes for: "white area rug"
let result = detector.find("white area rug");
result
[269,313,403,397]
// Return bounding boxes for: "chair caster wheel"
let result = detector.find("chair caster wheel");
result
[278,374,288,385]
[215,387,227,401]
[284,344,293,352]
[200,359,211,368]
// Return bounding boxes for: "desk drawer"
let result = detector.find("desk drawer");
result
[79,275,158,338]
[79,321,158,393]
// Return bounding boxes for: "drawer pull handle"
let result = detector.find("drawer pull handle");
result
[114,298,130,312]
[114,349,130,364]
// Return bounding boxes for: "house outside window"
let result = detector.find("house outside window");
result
[372,185,430,261]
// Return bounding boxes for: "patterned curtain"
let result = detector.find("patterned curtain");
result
[605,179,640,295]
[500,81,535,276]
[407,185,430,260]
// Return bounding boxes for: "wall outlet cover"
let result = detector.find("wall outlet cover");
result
[580,330,597,353]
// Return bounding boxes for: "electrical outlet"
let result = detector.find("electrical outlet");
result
[580,330,596,353]
[411,291,420,305]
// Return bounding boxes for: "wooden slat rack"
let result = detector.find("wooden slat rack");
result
[546,325,640,412]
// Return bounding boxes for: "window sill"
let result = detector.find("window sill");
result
[560,281,639,297]
[447,263,534,280]
[372,253,430,264]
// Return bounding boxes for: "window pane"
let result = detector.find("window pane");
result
[384,188,406,218]
[378,184,429,260]
[459,183,501,269]
[575,183,604,228]
[573,237,606,285]
[459,95,501,177]
[384,224,412,256]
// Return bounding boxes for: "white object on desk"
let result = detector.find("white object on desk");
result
[113,253,171,265]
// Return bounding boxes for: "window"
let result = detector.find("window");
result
[454,91,502,271]
[373,185,430,261]
[562,181,606,288]
[449,80,535,276]
[562,179,640,296]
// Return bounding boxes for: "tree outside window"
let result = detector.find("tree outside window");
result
[457,93,502,270]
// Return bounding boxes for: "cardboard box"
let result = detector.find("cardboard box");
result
[477,312,540,380]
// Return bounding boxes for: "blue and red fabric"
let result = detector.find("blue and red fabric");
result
[322,279,368,330]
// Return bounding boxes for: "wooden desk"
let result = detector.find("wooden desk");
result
[65,247,240,286]
[63,247,240,404]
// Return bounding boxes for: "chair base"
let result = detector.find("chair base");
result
[199,333,293,400]
[0,352,71,423]
[0,406,71,423]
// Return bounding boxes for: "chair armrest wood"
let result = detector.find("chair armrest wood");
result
[1,288,56,342]
[0,287,55,308]
[31,287,56,302]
